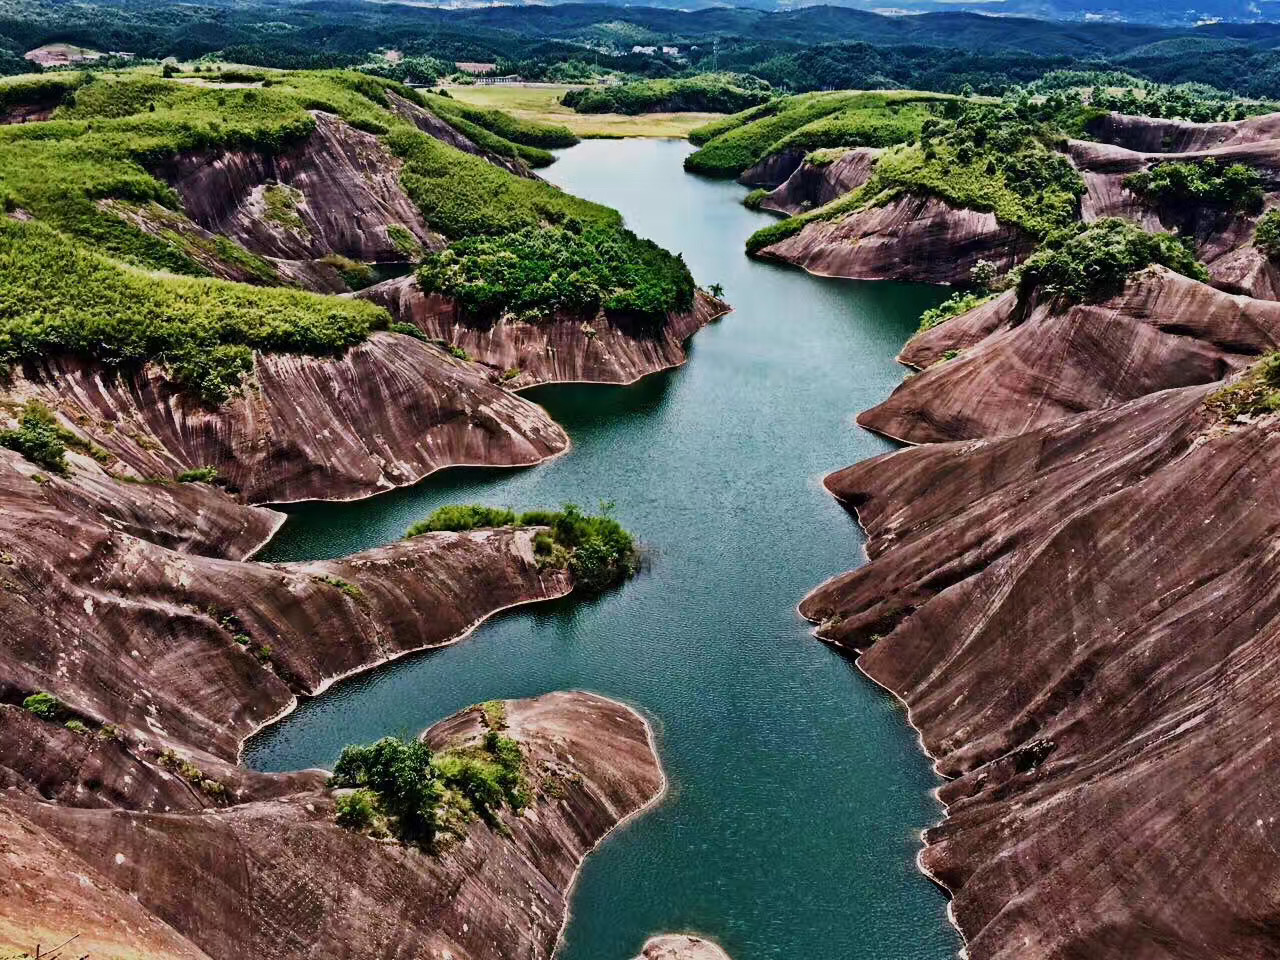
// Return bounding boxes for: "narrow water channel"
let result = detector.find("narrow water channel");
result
[246,138,958,960]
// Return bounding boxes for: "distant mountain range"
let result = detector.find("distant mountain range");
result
[409,0,1275,27]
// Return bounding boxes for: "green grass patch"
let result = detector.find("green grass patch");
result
[685,91,949,178]
[1206,352,1280,421]
[917,291,1000,333]
[177,465,219,483]
[746,100,1087,255]
[0,217,389,404]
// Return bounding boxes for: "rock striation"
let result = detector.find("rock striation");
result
[1067,134,1280,299]
[756,193,1035,285]
[1086,109,1280,154]
[737,147,807,189]
[4,693,664,960]
[11,332,569,504]
[158,112,438,268]
[362,280,730,387]
[757,147,879,216]
[802,379,1280,960]
[860,266,1280,444]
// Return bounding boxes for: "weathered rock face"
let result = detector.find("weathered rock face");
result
[12,332,569,504]
[158,112,438,266]
[0,444,572,771]
[5,693,664,960]
[801,382,1280,960]
[1086,109,1280,153]
[1068,136,1280,299]
[737,148,807,188]
[362,280,730,387]
[861,266,1280,443]
[634,934,734,960]
[0,804,212,960]
[757,193,1036,285]
[758,147,879,216]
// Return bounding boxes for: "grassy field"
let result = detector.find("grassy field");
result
[447,83,719,139]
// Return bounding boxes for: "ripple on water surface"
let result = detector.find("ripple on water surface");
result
[247,138,958,960]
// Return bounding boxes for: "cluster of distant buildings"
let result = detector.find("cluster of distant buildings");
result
[630,45,681,56]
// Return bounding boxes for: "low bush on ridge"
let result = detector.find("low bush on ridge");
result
[406,503,640,592]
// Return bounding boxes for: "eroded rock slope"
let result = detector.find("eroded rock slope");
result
[363,282,730,387]
[860,266,1280,443]
[4,693,663,960]
[803,381,1280,960]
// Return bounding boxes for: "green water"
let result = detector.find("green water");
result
[246,138,958,960]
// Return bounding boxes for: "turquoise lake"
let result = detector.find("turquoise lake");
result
[245,137,958,960]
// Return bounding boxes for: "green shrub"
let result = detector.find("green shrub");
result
[406,502,638,592]
[330,736,442,846]
[1016,218,1208,303]
[562,74,771,115]
[386,223,422,259]
[1206,352,1280,420]
[321,253,376,290]
[1256,210,1280,259]
[177,466,219,483]
[329,732,529,844]
[743,188,769,210]
[334,787,379,830]
[416,225,694,322]
[917,291,999,333]
[22,691,64,720]
[1124,160,1264,213]
[64,719,89,735]
[0,402,70,474]
[406,504,518,536]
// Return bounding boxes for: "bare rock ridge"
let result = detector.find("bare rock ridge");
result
[802,384,1280,960]
[1067,134,1280,299]
[801,109,1280,960]
[757,192,1035,285]
[12,332,569,504]
[633,935,734,959]
[860,266,1280,444]
[758,147,879,217]
[162,112,437,267]
[1085,109,1280,154]
[362,281,730,387]
[4,693,664,960]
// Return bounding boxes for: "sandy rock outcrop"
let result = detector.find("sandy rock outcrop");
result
[802,378,1280,960]
[758,147,879,216]
[860,266,1280,443]
[362,281,730,387]
[12,332,568,504]
[756,193,1035,285]
[158,112,438,266]
[5,693,664,960]
[634,934,734,960]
